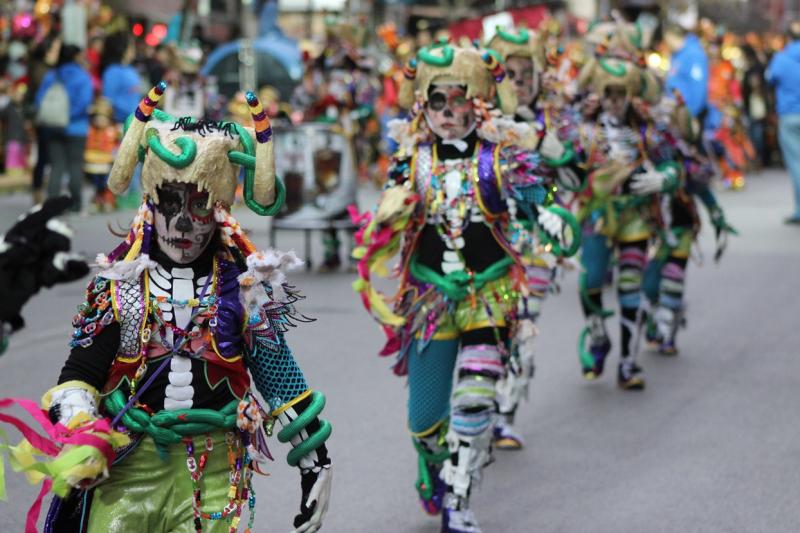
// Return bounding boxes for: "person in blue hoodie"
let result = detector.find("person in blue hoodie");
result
[766,22,800,224]
[36,45,93,212]
[664,24,709,119]
[100,32,143,124]
[100,32,145,209]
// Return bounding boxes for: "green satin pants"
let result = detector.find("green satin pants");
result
[88,431,242,533]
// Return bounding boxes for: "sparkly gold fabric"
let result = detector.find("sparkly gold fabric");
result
[423,276,516,340]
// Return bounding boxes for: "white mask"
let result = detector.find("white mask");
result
[424,84,476,141]
[154,183,217,264]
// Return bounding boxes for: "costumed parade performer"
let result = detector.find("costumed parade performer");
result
[352,41,576,532]
[0,83,332,533]
[485,26,584,449]
[641,91,737,354]
[574,31,680,389]
[0,197,90,356]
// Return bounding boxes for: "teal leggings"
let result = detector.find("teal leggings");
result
[407,339,459,434]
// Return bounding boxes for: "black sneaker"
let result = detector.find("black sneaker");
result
[583,338,611,380]
[617,361,645,390]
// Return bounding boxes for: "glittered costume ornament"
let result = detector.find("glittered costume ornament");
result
[0,84,332,533]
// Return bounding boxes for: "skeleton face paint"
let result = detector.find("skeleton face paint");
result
[506,56,537,107]
[154,183,216,264]
[424,84,475,141]
[602,85,630,122]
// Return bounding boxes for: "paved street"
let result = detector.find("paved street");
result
[0,170,798,532]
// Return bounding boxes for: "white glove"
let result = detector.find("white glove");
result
[537,208,563,239]
[539,130,566,161]
[629,160,667,196]
[47,386,99,426]
[292,466,332,533]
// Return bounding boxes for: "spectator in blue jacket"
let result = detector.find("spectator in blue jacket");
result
[35,44,92,212]
[101,33,143,124]
[766,22,800,224]
[665,24,709,119]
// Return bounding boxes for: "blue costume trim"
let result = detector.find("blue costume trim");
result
[244,284,311,412]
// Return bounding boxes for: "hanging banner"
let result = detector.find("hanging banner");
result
[448,5,550,42]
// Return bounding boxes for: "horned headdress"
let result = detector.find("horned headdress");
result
[486,27,545,73]
[578,20,661,105]
[397,40,518,116]
[108,82,282,215]
[100,83,297,289]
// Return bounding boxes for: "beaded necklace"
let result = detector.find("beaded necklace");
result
[184,431,256,533]
[154,294,217,309]
[426,144,481,267]
[128,257,220,398]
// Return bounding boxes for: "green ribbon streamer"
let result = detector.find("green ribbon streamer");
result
[0,428,8,501]
[409,256,513,301]
[1,437,99,498]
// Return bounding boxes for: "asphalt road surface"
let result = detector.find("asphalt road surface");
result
[0,169,798,532]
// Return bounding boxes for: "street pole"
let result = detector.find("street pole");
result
[239,0,257,93]
[307,0,314,40]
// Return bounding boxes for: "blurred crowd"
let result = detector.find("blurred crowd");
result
[0,5,218,213]
[0,5,798,216]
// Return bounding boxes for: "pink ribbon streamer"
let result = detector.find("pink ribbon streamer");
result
[0,397,119,532]
[26,479,51,533]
